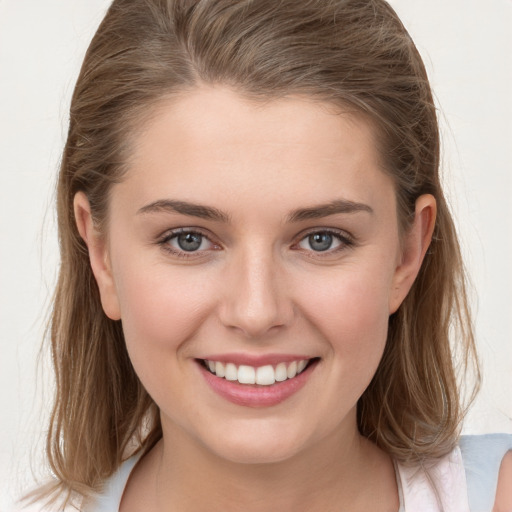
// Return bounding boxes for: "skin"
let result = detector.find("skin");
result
[493,451,512,511]
[75,86,438,511]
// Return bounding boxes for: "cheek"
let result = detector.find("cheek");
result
[283,262,394,433]
[296,263,392,370]
[112,255,214,364]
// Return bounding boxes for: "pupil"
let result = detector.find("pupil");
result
[309,233,332,251]
[177,233,202,251]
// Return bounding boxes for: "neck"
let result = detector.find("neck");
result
[128,417,398,512]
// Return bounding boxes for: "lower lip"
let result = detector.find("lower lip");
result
[198,360,318,408]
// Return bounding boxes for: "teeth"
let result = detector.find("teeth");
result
[216,361,225,378]
[256,365,275,386]
[205,359,311,385]
[287,361,297,379]
[225,363,238,381]
[275,362,288,382]
[238,365,256,384]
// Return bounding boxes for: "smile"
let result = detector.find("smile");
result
[198,356,320,407]
[202,359,311,386]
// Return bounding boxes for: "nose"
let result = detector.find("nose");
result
[218,247,294,338]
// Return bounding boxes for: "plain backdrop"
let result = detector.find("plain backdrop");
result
[0,0,511,509]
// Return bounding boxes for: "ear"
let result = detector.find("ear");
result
[74,192,121,320]
[389,194,437,314]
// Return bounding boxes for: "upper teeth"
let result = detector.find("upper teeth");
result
[205,359,309,385]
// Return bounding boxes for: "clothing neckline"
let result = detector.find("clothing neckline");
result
[90,451,405,512]
[88,443,476,512]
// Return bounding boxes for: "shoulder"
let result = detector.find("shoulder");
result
[395,434,512,512]
[494,450,512,512]
[396,443,469,512]
[82,455,141,512]
[460,433,512,512]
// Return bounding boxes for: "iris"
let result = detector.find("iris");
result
[177,232,203,251]
[308,233,333,252]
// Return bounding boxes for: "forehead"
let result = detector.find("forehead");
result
[120,86,394,215]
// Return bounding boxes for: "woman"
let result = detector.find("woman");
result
[33,0,512,510]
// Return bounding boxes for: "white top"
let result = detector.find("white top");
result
[395,446,469,511]
[85,434,512,512]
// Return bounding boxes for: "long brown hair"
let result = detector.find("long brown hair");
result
[37,0,479,505]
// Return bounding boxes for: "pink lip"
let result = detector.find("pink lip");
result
[200,353,314,366]
[197,358,319,408]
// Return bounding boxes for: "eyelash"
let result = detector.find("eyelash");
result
[157,228,218,259]
[156,227,355,259]
[293,228,355,256]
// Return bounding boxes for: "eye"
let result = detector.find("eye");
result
[296,230,352,253]
[300,232,338,252]
[173,232,207,252]
[158,229,218,256]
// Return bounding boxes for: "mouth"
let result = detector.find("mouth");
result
[196,357,320,407]
[200,358,318,386]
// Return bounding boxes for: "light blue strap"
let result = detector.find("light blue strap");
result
[459,433,512,512]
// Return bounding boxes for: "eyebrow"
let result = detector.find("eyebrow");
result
[137,198,373,223]
[286,199,374,222]
[137,200,231,223]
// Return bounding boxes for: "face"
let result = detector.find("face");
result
[77,86,433,465]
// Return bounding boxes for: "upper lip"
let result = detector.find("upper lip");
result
[197,353,317,367]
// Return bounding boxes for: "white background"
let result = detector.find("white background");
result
[0,0,511,509]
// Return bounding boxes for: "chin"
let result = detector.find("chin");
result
[199,421,315,466]
[212,439,302,465]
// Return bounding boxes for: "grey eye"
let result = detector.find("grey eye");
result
[176,232,204,251]
[307,233,333,251]
[297,231,343,253]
